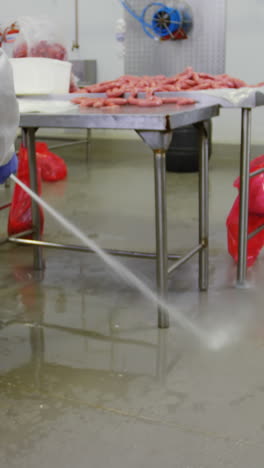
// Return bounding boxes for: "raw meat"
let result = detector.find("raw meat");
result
[13,40,67,60]
[80,67,250,97]
[71,66,263,108]
[72,95,196,109]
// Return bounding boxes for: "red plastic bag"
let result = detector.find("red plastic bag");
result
[226,196,264,267]
[35,142,67,182]
[16,142,68,182]
[234,155,264,215]
[8,147,44,237]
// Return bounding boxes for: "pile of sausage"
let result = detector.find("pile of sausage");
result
[71,67,264,109]
[71,95,196,109]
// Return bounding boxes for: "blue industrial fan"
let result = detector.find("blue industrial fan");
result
[119,1,193,40]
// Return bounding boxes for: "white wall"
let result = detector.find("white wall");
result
[213,0,264,143]
[2,0,264,143]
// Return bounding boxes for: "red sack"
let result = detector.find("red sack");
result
[234,155,264,215]
[8,147,44,237]
[35,142,67,182]
[226,196,264,267]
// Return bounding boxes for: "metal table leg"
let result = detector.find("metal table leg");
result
[137,131,172,328]
[86,128,91,162]
[24,128,45,270]
[237,108,252,285]
[154,149,169,328]
[198,123,209,291]
[156,329,168,382]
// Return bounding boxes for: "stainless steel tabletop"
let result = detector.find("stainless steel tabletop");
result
[155,89,264,108]
[18,87,264,117]
[19,102,219,131]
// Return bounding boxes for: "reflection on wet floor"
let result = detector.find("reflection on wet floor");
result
[1,140,264,468]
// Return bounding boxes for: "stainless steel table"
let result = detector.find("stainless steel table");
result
[154,88,264,285]
[10,101,219,328]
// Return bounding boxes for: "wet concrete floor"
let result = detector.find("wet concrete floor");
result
[1,136,264,467]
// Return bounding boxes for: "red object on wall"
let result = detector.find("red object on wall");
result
[3,23,20,43]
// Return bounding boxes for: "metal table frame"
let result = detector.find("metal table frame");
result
[17,128,92,162]
[238,108,251,285]
[5,102,219,328]
[238,108,264,285]
[154,91,264,285]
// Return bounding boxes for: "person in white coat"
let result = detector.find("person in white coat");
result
[0,48,19,183]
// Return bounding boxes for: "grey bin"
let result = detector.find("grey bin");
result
[166,120,212,173]
[70,60,97,86]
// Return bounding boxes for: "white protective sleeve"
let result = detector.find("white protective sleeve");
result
[0,48,19,166]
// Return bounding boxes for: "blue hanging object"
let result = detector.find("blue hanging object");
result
[119,1,193,40]
[152,6,181,37]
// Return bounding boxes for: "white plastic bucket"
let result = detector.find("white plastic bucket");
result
[9,57,72,95]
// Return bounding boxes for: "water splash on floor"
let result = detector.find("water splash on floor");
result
[11,174,241,350]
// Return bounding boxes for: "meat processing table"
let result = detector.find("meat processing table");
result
[9,101,219,329]
[155,88,264,286]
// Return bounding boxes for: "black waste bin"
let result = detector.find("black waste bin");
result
[166,120,212,173]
